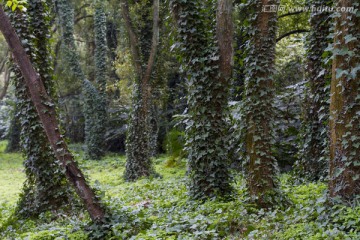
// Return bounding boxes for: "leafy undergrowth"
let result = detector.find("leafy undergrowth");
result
[0,141,359,239]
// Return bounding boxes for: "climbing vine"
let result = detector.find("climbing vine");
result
[296,0,332,181]
[57,0,106,160]
[122,0,159,181]
[170,0,233,200]
[239,0,281,207]
[329,0,360,201]
[7,0,74,217]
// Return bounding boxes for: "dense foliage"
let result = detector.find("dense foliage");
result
[7,0,75,217]
[1,142,360,239]
[170,0,233,200]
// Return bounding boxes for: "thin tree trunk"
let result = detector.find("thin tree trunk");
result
[0,5,105,222]
[0,66,10,100]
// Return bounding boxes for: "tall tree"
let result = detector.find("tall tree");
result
[121,0,159,181]
[298,0,331,180]
[170,0,234,199]
[7,1,75,217]
[329,0,360,201]
[0,3,106,222]
[242,0,280,207]
[93,0,108,149]
[57,0,106,160]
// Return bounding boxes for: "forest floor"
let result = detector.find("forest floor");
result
[0,140,359,239]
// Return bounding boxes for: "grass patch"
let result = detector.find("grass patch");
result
[0,140,359,239]
[0,141,24,205]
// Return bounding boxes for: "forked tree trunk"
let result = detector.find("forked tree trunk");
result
[329,0,360,200]
[121,0,160,181]
[0,5,105,222]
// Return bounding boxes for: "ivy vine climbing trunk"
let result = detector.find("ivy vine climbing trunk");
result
[93,0,108,147]
[299,0,331,180]
[329,0,360,201]
[0,4,106,222]
[170,0,234,199]
[5,104,21,153]
[121,0,159,181]
[57,0,106,160]
[7,1,75,218]
[243,0,279,207]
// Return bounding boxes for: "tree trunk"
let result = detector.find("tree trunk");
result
[244,0,279,207]
[0,65,10,100]
[299,0,331,180]
[170,0,234,199]
[0,5,105,222]
[121,0,160,181]
[329,0,360,200]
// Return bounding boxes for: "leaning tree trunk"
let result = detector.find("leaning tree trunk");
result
[0,5,106,222]
[243,0,279,207]
[7,1,76,218]
[329,0,360,201]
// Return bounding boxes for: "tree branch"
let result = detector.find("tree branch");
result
[121,0,143,77]
[278,11,304,19]
[276,29,309,42]
[52,14,93,33]
[143,0,159,85]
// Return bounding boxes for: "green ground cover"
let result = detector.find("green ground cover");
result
[0,141,359,239]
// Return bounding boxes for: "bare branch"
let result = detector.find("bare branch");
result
[276,29,309,42]
[278,11,304,19]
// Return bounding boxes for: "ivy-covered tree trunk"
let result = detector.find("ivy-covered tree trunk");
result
[5,104,21,152]
[57,0,106,160]
[170,0,233,199]
[299,0,331,180]
[8,1,75,218]
[0,4,106,222]
[93,0,108,153]
[243,0,279,207]
[121,0,159,181]
[329,0,360,201]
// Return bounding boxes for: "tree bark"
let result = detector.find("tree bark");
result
[299,0,331,180]
[0,5,105,222]
[216,0,233,81]
[0,65,10,100]
[121,0,160,181]
[245,0,279,207]
[329,0,360,200]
